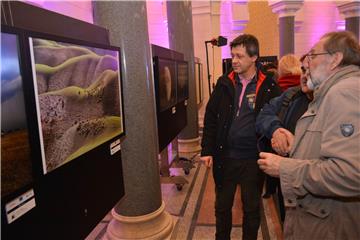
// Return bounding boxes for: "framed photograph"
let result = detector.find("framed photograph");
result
[28,33,125,174]
[157,58,177,112]
[1,27,33,198]
[176,61,189,102]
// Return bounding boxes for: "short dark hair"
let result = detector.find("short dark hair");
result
[230,34,259,58]
[321,31,360,67]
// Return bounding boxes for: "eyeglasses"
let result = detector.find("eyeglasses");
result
[305,52,331,60]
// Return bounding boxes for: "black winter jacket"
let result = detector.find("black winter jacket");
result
[201,67,281,188]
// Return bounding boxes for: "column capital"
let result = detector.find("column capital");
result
[192,1,211,15]
[337,1,360,18]
[268,0,304,18]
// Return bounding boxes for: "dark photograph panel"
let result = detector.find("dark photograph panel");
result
[1,32,33,197]
[158,59,176,111]
[176,62,189,102]
[29,37,124,174]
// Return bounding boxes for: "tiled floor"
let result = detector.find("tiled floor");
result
[86,104,283,239]
[86,152,283,240]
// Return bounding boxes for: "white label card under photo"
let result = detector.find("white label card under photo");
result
[6,189,36,224]
[172,106,176,114]
[110,138,121,155]
[110,139,121,149]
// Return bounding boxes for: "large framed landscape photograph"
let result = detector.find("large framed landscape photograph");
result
[1,29,33,198]
[28,34,125,174]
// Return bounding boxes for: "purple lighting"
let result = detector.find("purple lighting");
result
[24,0,94,23]
[147,0,169,48]
[303,1,342,49]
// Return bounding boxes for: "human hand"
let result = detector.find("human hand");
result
[271,128,294,156]
[279,128,294,152]
[200,156,213,168]
[257,152,283,177]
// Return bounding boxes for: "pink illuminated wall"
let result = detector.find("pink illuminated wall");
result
[216,1,345,59]
[220,1,233,60]
[295,1,344,56]
[146,0,169,49]
[24,0,93,23]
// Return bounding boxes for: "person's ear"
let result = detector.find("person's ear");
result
[252,55,258,63]
[330,52,343,70]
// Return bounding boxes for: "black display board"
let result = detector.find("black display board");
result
[222,58,232,74]
[1,2,126,239]
[152,45,188,152]
[258,56,278,66]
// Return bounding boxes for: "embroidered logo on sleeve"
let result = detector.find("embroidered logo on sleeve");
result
[340,124,354,137]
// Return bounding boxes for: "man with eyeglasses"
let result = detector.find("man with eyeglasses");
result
[257,31,360,239]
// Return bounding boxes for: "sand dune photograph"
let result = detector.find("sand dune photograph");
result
[30,37,124,174]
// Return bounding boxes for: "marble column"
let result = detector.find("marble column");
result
[337,1,360,39]
[269,0,303,57]
[167,1,201,153]
[93,2,173,239]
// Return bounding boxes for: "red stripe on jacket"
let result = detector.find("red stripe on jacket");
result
[227,70,267,96]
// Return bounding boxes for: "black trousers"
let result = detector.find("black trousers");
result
[215,158,263,240]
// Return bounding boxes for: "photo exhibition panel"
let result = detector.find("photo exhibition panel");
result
[28,35,125,174]
[1,30,33,198]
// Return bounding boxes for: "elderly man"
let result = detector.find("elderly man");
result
[258,31,360,239]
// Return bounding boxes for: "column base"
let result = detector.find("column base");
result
[104,201,174,240]
[178,137,201,153]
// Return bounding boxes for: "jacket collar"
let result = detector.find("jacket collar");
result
[225,68,267,96]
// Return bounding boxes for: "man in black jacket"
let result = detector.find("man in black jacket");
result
[200,34,281,240]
